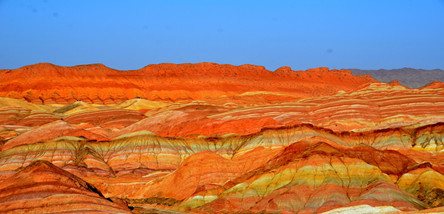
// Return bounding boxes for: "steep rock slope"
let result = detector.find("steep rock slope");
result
[0,160,131,213]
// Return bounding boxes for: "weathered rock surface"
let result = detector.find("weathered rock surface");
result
[0,63,443,213]
[0,63,376,104]
[0,160,131,213]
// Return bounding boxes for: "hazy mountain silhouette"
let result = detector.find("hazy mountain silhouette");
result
[349,68,444,88]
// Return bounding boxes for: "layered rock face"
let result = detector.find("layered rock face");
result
[0,63,376,104]
[0,160,131,213]
[0,63,443,213]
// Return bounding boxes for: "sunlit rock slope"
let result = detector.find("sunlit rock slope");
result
[0,63,376,104]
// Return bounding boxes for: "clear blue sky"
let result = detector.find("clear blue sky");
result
[1,0,443,71]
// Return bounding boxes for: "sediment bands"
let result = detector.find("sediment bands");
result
[1,116,443,212]
[0,63,443,213]
[0,63,377,104]
[0,160,131,213]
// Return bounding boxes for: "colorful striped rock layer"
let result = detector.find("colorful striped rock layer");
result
[0,63,443,213]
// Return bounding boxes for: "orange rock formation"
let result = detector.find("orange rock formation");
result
[0,160,131,213]
[0,63,376,104]
[0,63,443,213]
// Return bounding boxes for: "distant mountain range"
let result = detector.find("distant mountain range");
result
[349,68,444,88]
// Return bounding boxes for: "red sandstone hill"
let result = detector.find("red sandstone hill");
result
[0,160,131,213]
[0,62,378,104]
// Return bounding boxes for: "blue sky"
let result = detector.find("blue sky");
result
[0,0,443,70]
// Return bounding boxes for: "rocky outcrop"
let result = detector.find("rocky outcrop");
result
[0,63,377,104]
[1,120,108,151]
[114,82,444,136]
[0,63,443,213]
[0,122,443,212]
[0,160,131,213]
